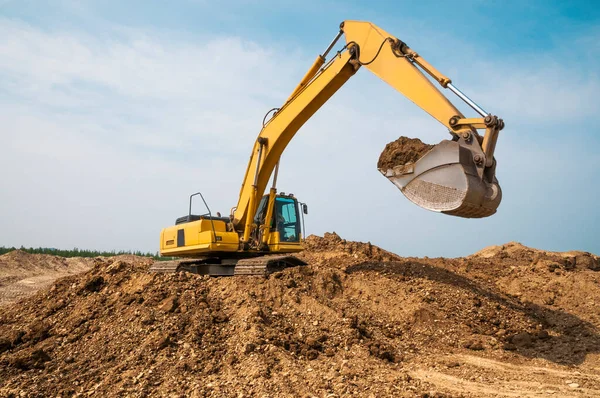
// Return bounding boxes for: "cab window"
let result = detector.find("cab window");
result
[275,197,300,242]
[253,196,269,224]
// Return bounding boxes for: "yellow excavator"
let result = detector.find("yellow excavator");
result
[150,21,504,275]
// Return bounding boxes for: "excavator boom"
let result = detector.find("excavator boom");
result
[157,20,504,273]
[233,20,504,235]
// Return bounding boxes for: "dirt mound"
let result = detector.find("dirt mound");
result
[472,242,600,270]
[0,236,599,397]
[0,251,94,306]
[300,232,400,265]
[377,136,434,171]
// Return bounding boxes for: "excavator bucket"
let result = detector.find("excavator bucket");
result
[379,139,501,218]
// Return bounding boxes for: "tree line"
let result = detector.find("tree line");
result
[0,246,162,259]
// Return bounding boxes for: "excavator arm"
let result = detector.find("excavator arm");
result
[232,20,504,243]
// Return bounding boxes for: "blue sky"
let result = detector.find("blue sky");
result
[1,0,599,257]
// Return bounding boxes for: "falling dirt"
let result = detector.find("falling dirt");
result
[377,136,434,171]
[1,235,599,397]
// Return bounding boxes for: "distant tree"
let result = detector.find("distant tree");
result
[0,246,169,259]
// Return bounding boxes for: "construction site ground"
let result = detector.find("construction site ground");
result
[0,233,599,397]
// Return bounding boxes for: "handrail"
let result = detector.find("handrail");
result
[189,192,218,243]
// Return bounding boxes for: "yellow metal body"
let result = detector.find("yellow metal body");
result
[233,48,358,232]
[286,55,326,103]
[232,20,475,232]
[340,21,465,129]
[160,219,239,257]
[266,236,303,253]
[160,20,502,258]
[159,213,303,257]
[261,188,277,245]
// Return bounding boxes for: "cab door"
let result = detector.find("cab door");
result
[274,196,301,243]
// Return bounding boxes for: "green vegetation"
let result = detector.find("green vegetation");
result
[0,246,163,259]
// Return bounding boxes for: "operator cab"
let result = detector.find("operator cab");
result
[254,193,307,243]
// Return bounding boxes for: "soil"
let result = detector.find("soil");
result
[377,136,434,171]
[0,251,94,306]
[0,235,599,397]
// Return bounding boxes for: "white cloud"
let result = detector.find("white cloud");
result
[0,16,599,257]
[463,61,600,124]
[0,18,300,251]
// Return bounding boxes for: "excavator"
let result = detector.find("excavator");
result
[150,21,504,276]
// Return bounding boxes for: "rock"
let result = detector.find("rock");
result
[502,343,517,351]
[82,276,104,293]
[576,255,599,271]
[25,321,51,343]
[106,260,126,274]
[323,232,342,243]
[10,330,25,346]
[545,261,560,273]
[561,257,576,271]
[306,349,319,360]
[464,340,484,351]
[468,341,484,351]
[543,294,555,306]
[141,314,155,325]
[156,335,172,350]
[306,337,322,350]
[159,296,178,313]
[0,337,12,353]
[48,299,66,313]
[510,332,533,348]
[568,383,580,388]
[10,349,51,370]
[285,279,297,288]
[368,342,400,362]
[244,343,256,354]
[212,311,229,323]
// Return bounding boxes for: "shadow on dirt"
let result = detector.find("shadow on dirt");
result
[345,260,599,366]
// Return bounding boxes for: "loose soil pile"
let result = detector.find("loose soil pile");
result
[377,137,434,171]
[0,251,94,306]
[0,235,599,397]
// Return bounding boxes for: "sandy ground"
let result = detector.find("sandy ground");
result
[0,251,94,307]
[0,234,598,397]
